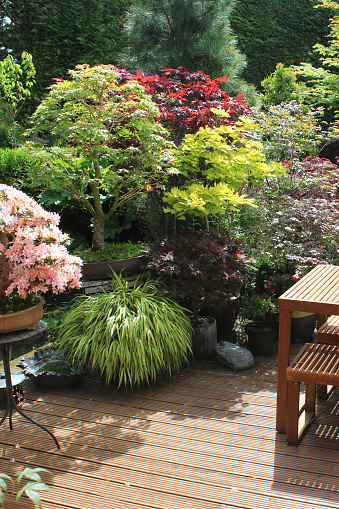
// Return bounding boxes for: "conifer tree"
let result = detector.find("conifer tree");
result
[120,0,257,101]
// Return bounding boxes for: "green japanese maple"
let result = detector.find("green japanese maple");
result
[26,64,174,250]
[0,52,35,148]
[163,112,283,231]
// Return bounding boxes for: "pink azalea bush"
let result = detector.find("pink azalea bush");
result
[0,184,82,303]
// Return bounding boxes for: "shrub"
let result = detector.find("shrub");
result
[0,184,82,305]
[251,101,323,161]
[261,63,305,106]
[146,229,246,321]
[0,148,43,193]
[238,194,339,265]
[57,274,192,388]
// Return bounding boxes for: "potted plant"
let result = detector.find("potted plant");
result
[0,184,82,332]
[240,294,279,356]
[73,242,148,281]
[145,228,246,357]
[243,255,317,344]
[25,64,174,269]
[56,273,192,388]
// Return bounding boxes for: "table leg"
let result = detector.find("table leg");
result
[0,348,13,430]
[276,309,292,433]
[0,348,60,450]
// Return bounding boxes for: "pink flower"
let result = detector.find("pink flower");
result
[0,184,82,299]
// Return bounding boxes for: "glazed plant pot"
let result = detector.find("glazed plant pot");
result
[0,299,44,334]
[245,322,277,356]
[191,316,217,359]
[290,311,317,344]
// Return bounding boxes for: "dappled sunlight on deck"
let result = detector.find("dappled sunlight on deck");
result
[0,358,338,509]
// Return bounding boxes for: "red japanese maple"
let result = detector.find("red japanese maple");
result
[116,66,249,144]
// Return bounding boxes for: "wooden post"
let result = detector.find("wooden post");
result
[276,309,292,433]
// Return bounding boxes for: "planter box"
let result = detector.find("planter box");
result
[82,255,148,281]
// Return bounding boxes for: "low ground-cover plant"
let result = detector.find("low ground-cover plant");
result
[56,273,192,388]
[72,242,147,263]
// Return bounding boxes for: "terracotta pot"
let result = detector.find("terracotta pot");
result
[82,255,148,281]
[0,298,44,334]
[191,316,217,359]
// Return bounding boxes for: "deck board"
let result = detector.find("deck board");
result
[0,359,338,509]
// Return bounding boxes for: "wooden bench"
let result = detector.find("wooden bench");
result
[316,315,339,398]
[286,342,339,445]
[316,315,339,345]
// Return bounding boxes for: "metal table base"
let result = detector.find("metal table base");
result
[0,322,60,449]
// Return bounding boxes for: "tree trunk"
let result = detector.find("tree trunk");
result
[0,233,11,302]
[92,216,105,250]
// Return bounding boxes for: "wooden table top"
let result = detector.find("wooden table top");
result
[0,321,47,348]
[278,264,339,314]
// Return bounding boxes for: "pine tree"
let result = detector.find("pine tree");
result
[120,0,257,101]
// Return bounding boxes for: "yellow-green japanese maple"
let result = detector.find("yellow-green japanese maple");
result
[25,64,174,250]
[163,112,283,231]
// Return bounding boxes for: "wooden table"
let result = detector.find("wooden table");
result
[0,321,60,449]
[276,264,339,433]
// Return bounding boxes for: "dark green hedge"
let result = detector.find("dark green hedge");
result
[231,0,332,87]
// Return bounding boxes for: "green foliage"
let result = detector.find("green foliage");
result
[121,0,257,102]
[239,294,278,326]
[0,148,43,193]
[0,52,35,148]
[72,242,147,262]
[56,274,192,387]
[251,102,323,161]
[163,113,283,231]
[261,63,305,105]
[230,0,332,88]
[0,467,50,508]
[293,0,339,119]
[0,0,131,106]
[0,293,40,315]
[26,64,175,250]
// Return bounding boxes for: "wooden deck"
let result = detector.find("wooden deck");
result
[0,354,338,509]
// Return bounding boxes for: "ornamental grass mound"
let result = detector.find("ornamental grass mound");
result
[56,274,192,388]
